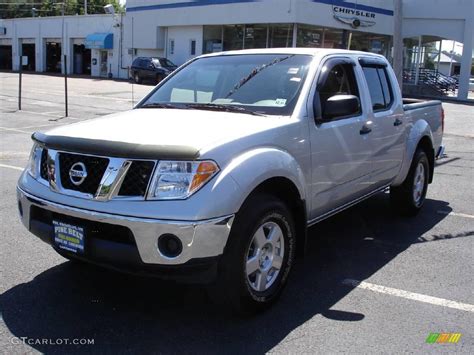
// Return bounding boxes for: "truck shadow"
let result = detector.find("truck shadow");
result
[0,194,454,353]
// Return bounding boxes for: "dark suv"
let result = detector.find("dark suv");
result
[130,57,178,84]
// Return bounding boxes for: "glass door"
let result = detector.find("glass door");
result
[100,50,108,77]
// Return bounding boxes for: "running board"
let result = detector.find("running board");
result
[307,184,391,227]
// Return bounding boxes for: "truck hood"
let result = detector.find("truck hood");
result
[34,108,294,159]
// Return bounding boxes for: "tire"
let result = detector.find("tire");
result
[390,149,430,216]
[155,74,164,85]
[133,72,141,84]
[210,193,296,314]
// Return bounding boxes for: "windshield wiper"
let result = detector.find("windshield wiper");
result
[184,103,266,116]
[225,55,294,99]
[140,103,188,109]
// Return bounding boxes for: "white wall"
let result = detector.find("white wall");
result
[0,14,122,78]
[166,26,203,65]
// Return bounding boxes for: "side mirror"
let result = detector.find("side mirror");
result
[322,95,360,120]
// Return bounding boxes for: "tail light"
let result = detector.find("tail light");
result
[441,107,445,133]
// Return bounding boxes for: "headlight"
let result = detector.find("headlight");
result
[148,160,219,200]
[26,143,40,179]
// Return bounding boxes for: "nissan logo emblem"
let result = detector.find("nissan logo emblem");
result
[69,162,88,186]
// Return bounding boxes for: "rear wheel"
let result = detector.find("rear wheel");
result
[210,193,296,314]
[155,74,164,85]
[390,149,430,216]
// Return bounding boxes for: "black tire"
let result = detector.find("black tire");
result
[155,74,164,85]
[210,193,296,314]
[133,72,141,84]
[390,149,430,216]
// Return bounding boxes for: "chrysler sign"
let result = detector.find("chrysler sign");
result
[333,5,376,28]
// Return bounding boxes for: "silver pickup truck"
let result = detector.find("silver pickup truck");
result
[17,48,444,313]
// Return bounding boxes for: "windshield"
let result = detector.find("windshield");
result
[140,54,313,115]
[159,58,176,67]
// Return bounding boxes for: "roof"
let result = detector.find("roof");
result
[199,47,386,60]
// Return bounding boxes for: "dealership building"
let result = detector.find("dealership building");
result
[0,0,473,100]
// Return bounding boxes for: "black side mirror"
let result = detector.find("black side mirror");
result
[322,95,360,120]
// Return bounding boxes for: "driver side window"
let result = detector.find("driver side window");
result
[318,63,361,117]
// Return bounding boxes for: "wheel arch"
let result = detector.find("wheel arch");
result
[238,176,308,258]
[392,119,435,186]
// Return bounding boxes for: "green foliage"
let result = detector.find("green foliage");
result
[0,0,124,19]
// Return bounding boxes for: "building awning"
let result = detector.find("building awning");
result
[85,33,113,49]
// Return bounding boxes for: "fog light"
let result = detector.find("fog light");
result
[158,234,183,258]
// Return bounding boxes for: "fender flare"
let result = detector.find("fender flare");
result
[215,147,308,214]
[392,119,434,186]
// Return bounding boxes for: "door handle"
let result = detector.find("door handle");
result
[394,118,403,126]
[360,121,373,135]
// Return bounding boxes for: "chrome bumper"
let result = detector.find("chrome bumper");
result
[17,187,234,265]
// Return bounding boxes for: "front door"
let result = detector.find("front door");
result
[100,50,108,77]
[309,58,374,219]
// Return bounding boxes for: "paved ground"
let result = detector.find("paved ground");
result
[0,73,473,354]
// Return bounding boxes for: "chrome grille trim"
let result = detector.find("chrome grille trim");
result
[37,148,156,201]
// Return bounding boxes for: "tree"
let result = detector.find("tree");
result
[0,0,124,19]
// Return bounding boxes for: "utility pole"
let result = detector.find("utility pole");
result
[61,2,68,117]
[84,0,88,15]
[392,0,403,90]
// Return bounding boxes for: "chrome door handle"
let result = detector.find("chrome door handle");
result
[394,118,403,126]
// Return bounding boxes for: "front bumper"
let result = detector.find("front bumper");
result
[17,187,234,274]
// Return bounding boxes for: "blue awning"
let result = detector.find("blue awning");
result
[85,33,113,49]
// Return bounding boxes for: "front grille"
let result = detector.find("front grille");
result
[59,153,109,194]
[118,161,155,197]
[40,149,48,180]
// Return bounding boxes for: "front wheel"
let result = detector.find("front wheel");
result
[133,72,141,84]
[390,149,430,216]
[210,193,296,314]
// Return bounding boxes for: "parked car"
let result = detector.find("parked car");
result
[130,57,177,84]
[18,49,444,314]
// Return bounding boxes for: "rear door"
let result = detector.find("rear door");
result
[308,57,375,219]
[358,58,405,186]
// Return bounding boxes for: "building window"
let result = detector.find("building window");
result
[169,39,175,55]
[190,39,196,55]
[268,24,293,48]
[243,24,267,49]
[223,25,244,51]
[203,25,223,54]
[349,31,390,55]
[297,24,324,48]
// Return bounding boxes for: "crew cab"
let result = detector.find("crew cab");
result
[17,49,444,313]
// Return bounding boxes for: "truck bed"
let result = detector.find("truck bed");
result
[402,98,444,157]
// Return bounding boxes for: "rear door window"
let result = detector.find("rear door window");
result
[361,65,393,111]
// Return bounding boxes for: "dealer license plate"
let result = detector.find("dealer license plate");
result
[53,220,85,254]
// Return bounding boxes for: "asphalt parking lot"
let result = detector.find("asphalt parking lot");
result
[1,72,473,354]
